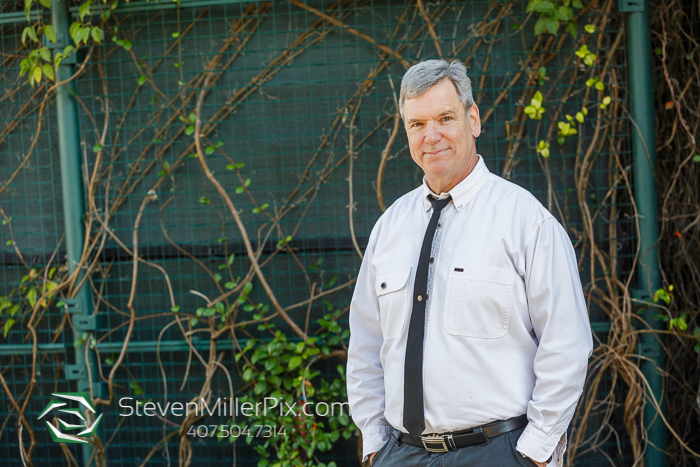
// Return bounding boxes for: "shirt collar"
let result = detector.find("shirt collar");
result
[421,154,489,212]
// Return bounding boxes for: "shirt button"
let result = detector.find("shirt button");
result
[429,257,434,264]
[381,282,387,289]
[417,295,423,301]
[437,223,441,229]
[458,205,463,209]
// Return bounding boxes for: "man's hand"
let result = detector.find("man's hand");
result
[368,452,377,465]
[524,456,547,467]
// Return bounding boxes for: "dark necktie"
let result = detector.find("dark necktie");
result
[403,195,452,437]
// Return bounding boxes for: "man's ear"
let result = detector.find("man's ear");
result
[468,104,481,138]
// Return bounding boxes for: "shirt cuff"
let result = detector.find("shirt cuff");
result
[515,423,567,465]
[361,424,393,462]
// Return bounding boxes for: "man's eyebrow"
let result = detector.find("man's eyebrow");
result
[406,108,458,125]
[437,108,457,117]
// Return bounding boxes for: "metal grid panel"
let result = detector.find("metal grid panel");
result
[1,0,634,465]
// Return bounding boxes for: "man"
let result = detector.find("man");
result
[346,59,593,467]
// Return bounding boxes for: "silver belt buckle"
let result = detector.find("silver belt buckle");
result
[420,434,452,453]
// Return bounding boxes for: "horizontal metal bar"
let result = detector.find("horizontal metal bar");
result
[0,339,236,356]
[2,236,369,267]
[109,0,267,14]
[2,322,614,356]
[0,343,67,355]
[0,0,266,25]
[0,10,42,25]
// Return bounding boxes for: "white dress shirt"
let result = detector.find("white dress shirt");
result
[346,155,593,465]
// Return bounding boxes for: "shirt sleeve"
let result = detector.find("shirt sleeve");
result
[346,229,393,461]
[516,217,593,465]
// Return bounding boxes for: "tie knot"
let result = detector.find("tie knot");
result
[429,195,452,212]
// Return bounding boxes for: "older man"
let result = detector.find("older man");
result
[346,60,593,467]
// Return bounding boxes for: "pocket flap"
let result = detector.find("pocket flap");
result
[375,268,411,296]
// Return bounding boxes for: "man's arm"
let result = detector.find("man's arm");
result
[516,217,594,465]
[346,230,393,462]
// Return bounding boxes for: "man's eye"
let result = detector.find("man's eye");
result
[441,116,453,122]
[411,122,423,128]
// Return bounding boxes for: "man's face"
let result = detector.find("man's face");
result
[403,79,481,193]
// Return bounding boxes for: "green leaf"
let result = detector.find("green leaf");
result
[692,155,700,162]
[79,1,91,21]
[39,0,51,8]
[44,25,56,43]
[566,20,577,37]
[91,27,102,44]
[137,75,147,86]
[214,273,222,282]
[572,0,583,7]
[80,27,91,45]
[288,356,302,370]
[254,381,267,394]
[93,143,103,153]
[228,254,235,265]
[188,112,196,123]
[171,306,180,313]
[225,281,235,290]
[584,24,596,33]
[27,26,39,43]
[555,6,569,20]
[185,125,195,136]
[32,67,42,84]
[535,1,555,12]
[189,317,198,327]
[3,319,15,338]
[534,17,547,36]
[546,18,560,35]
[172,32,180,38]
[122,40,132,51]
[42,64,54,81]
[198,196,210,205]
[226,164,235,170]
[6,240,13,246]
[594,81,605,91]
[205,146,216,155]
[235,186,244,194]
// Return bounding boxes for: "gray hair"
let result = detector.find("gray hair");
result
[399,59,475,120]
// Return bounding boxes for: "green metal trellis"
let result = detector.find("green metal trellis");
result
[0,0,664,465]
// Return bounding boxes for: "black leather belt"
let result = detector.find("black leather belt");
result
[394,415,528,453]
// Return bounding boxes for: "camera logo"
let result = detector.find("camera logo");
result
[38,392,103,444]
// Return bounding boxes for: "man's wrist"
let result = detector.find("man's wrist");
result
[521,452,552,465]
[369,451,377,465]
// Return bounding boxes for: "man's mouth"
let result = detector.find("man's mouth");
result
[423,148,449,157]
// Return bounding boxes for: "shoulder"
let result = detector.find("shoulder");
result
[483,172,553,223]
[368,185,423,243]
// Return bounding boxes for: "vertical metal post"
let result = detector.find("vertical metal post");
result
[51,1,103,465]
[623,0,667,464]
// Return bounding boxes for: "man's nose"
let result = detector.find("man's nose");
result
[424,121,441,144]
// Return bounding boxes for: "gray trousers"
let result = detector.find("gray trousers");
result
[372,427,539,467]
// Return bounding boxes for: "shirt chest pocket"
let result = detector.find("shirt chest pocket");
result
[375,268,411,340]
[443,264,514,338]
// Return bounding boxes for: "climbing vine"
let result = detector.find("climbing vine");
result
[1,0,698,466]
